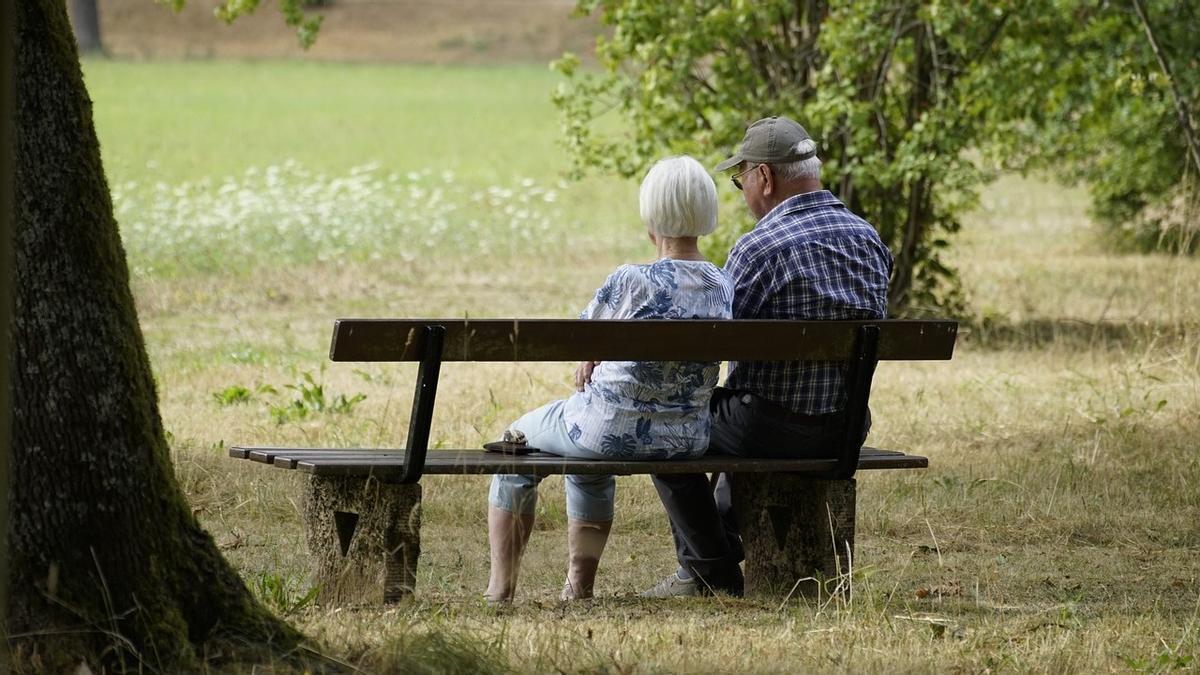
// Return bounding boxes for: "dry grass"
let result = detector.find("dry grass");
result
[84,48,1198,674]
[136,173,1200,672]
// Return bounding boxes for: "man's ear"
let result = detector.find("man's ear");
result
[760,164,775,197]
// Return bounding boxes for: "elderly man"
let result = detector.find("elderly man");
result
[643,117,893,597]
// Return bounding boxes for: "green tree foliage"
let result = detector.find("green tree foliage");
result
[161,0,325,48]
[1022,0,1199,254]
[553,0,1199,315]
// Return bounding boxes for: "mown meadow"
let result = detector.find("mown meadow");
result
[85,59,1199,673]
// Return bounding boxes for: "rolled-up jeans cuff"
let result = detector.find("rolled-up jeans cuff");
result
[566,504,613,522]
[490,399,617,522]
[489,473,539,516]
[564,474,615,521]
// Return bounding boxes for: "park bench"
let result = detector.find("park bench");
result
[230,318,957,603]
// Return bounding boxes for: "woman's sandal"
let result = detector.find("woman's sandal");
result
[483,429,539,455]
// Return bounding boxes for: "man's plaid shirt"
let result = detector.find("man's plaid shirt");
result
[723,190,892,415]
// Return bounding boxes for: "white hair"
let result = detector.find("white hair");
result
[639,155,719,237]
[769,139,822,180]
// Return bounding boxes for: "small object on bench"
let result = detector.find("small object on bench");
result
[483,429,539,455]
[483,441,539,455]
[230,318,957,604]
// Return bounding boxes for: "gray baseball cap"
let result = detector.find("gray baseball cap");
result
[714,116,816,172]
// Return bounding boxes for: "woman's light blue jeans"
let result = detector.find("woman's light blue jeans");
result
[488,400,615,522]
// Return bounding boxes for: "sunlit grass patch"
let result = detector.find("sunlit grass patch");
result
[114,162,570,277]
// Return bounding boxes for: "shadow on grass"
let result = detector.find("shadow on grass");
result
[961,317,1197,351]
[356,630,511,674]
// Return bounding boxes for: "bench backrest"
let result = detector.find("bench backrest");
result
[328,318,958,484]
[330,319,958,362]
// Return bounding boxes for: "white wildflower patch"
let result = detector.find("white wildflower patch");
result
[113,161,567,277]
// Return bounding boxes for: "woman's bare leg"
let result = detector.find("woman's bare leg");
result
[485,505,535,602]
[561,518,613,601]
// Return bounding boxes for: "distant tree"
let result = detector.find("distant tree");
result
[209,0,325,49]
[553,0,1036,314]
[1022,0,1199,254]
[553,0,1199,316]
[6,0,305,668]
[69,0,103,54]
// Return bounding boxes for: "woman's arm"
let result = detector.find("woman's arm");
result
[573,266,632,390]
[574,360,601,391]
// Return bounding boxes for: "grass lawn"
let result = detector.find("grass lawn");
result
[85,58,1200,673]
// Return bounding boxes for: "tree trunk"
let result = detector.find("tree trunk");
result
[1,0,16,663]
[69,0,102,55]
[888,22,936,314]
[7,0,301,669]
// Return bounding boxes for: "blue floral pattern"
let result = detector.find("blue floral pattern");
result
[646,258,678,290]
[601,433,638,454]
[632,288,675,319]
[594,279,619,309]
[562,259,735,459]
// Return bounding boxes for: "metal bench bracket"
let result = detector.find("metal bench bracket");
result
[832,325,881,479]
[398,325,445,484]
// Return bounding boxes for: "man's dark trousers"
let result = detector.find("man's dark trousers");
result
[651,387,868,595]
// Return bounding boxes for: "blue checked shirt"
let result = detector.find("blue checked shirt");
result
[723,190,892,415]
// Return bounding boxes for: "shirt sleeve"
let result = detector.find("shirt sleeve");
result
[580,266,628,320]
[724,241,775,319]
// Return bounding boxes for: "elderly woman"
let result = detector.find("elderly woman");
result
[485,155,734,603]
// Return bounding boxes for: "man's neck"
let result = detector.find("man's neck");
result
[761,180,823,217]
[777,178,823,202]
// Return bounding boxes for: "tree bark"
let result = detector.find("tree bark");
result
[7,0,302,669]
[69,0,103,55]
[1,0,16,666]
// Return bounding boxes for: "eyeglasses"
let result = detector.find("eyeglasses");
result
[730,164,761,191]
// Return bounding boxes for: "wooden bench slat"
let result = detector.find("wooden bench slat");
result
[330,319,957,362]
[233,446,911,461]
[242,447,398,465]
[229,446,926,477]
[272,452,406,469]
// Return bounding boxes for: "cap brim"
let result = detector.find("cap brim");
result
[714,154,742,172]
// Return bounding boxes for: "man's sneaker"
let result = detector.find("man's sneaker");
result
[639,572,699,598]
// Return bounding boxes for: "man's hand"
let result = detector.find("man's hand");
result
[574,360,601,392]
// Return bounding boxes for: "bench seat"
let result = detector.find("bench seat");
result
[231,446,928,477]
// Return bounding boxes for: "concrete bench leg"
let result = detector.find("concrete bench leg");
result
[303,475,422,605]
[730,474,856,599]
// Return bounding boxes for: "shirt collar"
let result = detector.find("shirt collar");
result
[755,190,843,229]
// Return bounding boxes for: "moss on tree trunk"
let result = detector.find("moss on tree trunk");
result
[6,0,303,668]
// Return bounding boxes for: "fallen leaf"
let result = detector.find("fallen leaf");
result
[916,581,963,599]
[218,530,246,551]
